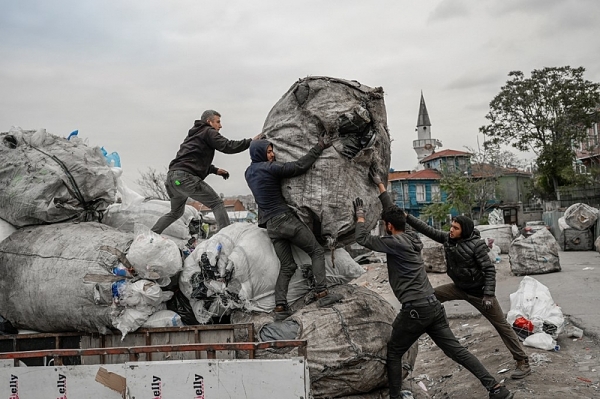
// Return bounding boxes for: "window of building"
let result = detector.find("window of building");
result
[416,184,425,202]
[431,185,441,202]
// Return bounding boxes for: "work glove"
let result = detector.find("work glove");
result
[353,197,366,220]
[369,166,382,186]
[217,168,230,180]
[318,133,333,150]
[482,295,494,310]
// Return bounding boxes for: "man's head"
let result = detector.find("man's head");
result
[382,206,406,234]
[266,144,275,162]
[450,215,474,240]
[201,110,222,131]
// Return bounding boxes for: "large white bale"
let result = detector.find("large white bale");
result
[262,76,391,246]
[179,223,365,323]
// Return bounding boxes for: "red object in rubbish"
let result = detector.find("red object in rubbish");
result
[514,316,534,332]
[577,376,592,384]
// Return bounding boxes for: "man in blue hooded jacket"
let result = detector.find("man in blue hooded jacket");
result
[245,137,341,321]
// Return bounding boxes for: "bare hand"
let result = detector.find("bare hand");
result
[252,133,264,141]
[217,168,230,180]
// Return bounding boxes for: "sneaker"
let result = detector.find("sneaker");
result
[511,358,531,379]
[273,304,292,321]
[489,385,514,399]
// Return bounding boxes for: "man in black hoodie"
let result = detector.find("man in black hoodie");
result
[354,175,513,399]
[245,137,341,321]
[152,110,259,234]
[405,213,531,380]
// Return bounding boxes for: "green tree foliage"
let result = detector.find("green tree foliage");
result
[480,66,600,198]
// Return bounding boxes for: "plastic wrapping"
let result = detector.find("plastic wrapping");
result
[563,203,599,230]
[509,228,561,275]
[507,276,564,339]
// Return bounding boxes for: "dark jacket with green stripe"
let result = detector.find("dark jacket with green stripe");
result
[406,215,496,297]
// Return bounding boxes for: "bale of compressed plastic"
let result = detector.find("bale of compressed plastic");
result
[421,235,446,273]
[0,223,131,333]
[231,285,418,399]
[0,128,117,227]
[563,203,599,230]
[102,199,200,242]
[509,228,561,276]
[476,224,514,254]
[261,76,391,246]
[558,227,594,251]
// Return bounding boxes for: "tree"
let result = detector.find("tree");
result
[480,66,600,198]
[136,167,169,200]
[466,142,525,170]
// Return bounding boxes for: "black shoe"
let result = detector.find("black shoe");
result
[274,304,292,321]
[489,385,514,399]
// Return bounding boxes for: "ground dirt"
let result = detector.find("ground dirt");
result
[350,255,600,399]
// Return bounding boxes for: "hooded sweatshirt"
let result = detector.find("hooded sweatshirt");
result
[244,140,323,227]
[169,120,251,179]
[355,220,435,304]
[406,214,496,297]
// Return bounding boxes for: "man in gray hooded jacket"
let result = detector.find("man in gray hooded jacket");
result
[354,175,513,399]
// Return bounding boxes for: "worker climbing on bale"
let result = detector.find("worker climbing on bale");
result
[245,136,343,322]
[353,171,514,399]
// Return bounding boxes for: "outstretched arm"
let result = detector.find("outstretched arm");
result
[405,214,448,244]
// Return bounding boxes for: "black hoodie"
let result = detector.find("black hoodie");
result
[245,140,322,227]
[169,120,251,179]
[406,215,497,297]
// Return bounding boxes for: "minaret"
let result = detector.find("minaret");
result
[413,92,442,169]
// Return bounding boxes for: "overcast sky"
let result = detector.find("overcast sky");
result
[2,0,599,196]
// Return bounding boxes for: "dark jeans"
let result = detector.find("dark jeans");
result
[387,300,497,398]
[151,170,230,234]
[435,283,528,361]
[266,212,326,305]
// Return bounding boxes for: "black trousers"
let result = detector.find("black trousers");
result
[387,301,497,398]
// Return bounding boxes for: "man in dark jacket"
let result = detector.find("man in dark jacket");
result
[245,137,341,321]
[152,110,259,234]
[405,213,531,379]
[354,175,513,399]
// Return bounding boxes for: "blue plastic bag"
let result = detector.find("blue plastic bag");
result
[101,147,121,167]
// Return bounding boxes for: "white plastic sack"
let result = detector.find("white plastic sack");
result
[488,208,504,225]
[179,223,364,323]
[111,167,145,210]
[262,76,391,246]
[485,238,501,264]
[563,203,599,230]
[0,127,117,226]
[557,217,570,232]
[509,228,561,276]
[507,276,564,338]
[126,226,183,284]
[0,218,16,243]
[523,332,556,351]
[102,199,199,241]
[476,224,513,253]
[142,310,184,328]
